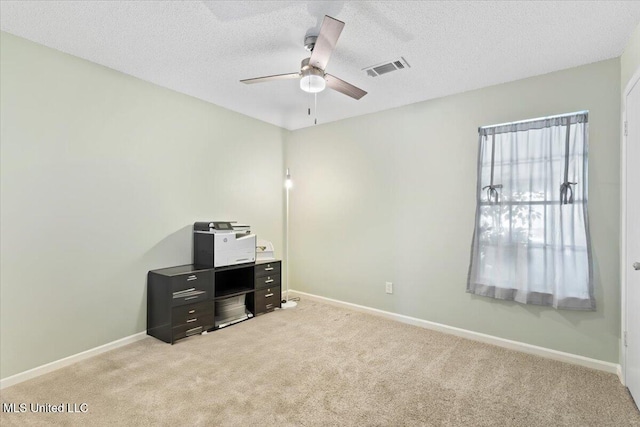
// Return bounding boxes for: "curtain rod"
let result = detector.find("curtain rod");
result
[479,110,588,131]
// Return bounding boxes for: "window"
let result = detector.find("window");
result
[467,112,594,310]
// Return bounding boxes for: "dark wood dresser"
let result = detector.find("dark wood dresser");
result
[147,260,281,344]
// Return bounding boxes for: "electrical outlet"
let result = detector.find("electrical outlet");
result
[385,282,393,294]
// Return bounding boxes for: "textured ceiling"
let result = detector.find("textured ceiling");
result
[1,1,640,130]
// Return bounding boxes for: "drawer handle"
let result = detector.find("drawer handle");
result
[184,296,199,301]
[264,267,274,271]
[187,275,197,281]
[187,318,197,323]
[174,289,205,298]
[188,310,195,314]
[173,288,195,296]
[185,326,203,336]
[265,279,274,284]
[264,293,274,298]
[266,304,274,309]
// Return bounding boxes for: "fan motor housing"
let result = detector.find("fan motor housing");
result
[304,35,317,52]
[300,58,323,75]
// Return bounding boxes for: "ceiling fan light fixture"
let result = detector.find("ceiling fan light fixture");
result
[241,16,366,100]
[300,69,326,93]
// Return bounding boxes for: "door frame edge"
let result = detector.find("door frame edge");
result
[621,64,640,386]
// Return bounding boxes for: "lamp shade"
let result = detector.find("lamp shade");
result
[300,71,326,93]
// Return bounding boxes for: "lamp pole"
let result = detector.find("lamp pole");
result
[282,168,297,309]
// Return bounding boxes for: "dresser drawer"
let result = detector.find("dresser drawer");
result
[254,286,281,315]
[171,270,212,307]
[255,273,280,290]
[255,262,281,278]
[172,313,214,341]
[171,270,212,293]
[172,301,214,324]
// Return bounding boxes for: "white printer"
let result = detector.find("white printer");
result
[193,221,256,268]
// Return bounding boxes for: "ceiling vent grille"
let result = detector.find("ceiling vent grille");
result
[363,57,411,77]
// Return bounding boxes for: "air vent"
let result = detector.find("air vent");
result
[363,57,411,77]
[373,63,397,75]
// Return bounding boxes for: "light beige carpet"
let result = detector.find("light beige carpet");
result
[1,298,639,426]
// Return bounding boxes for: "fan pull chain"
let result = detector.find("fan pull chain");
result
[314,92,318,125]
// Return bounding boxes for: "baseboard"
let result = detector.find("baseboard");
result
[617,364,625,385]
[290,290,622,378]
[0,332,148,390]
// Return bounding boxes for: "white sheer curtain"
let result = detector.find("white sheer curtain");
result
[467,112,594,310]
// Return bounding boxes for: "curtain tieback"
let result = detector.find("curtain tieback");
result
[482,184,502,204]
[560,181,577,205]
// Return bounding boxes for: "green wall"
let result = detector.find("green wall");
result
[285,58,621,363]
[0,32,285,379]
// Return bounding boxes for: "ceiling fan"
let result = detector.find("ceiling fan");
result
[240,15,367,101]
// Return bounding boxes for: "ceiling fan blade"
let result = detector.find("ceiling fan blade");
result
[325,74,367,100]
[240,72,300,84]
[309,15,345,71]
